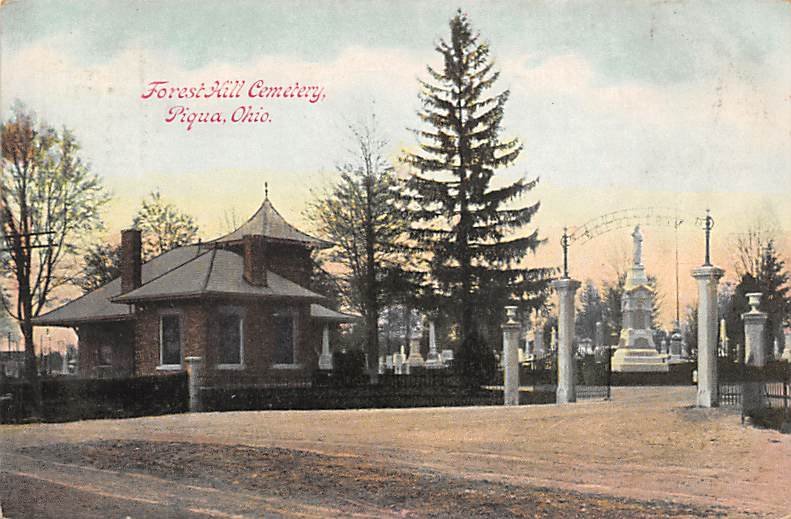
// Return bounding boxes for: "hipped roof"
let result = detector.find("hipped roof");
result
[32,197,350,327]
[32,246,354,327]
[112,248,323,303]
[309,304,359,323]
[32,245,203,326]
[211,198,332,248]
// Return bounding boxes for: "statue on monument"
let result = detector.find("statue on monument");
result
[632,225,643,266]
[612,224,669,372]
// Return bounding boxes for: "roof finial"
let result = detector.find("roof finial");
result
[264,182,269,200]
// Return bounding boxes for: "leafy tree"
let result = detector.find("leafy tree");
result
[133,190,199,260]
[75,242,122,293]
[1,105,109,386]
[75,191,200,292]
[306,114,410,377]
[398,11,550,360]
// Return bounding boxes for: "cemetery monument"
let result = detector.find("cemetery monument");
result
[611,226,670,372]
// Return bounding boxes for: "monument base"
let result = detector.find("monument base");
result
[407,353,425,368]
[611,347,670,372]
[318,353,333,370]
[424,352,444,369]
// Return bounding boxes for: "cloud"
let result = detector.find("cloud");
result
[2,22,789,240]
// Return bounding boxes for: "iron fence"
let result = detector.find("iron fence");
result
[719,383,742,407]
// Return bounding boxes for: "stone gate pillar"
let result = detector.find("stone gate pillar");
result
[692,266,724,408]
[185,356,204,413]
[742,292,768,412]
[502,306,521,406]
[744,293,768,368]
[553,278,581,404]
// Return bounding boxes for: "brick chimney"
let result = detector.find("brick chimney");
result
[243,234,267,286]
[120,229,142,294]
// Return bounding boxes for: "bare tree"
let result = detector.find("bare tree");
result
[1,105,109,385]
[305,112,409,378]
[733,221,780,278]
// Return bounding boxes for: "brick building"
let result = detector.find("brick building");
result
[32,197,355,385]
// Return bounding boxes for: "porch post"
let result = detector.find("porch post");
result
[318,324,333,370]
[553,278,581,404]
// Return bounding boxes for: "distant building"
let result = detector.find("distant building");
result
[33,197,356,385]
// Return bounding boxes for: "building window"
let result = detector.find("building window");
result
[272,313,296,365]
[217,311,243,367]
[160,314,182,367]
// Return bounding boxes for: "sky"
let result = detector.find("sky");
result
[2,0,790,340]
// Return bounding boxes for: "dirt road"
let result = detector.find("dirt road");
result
[1,387,789,517]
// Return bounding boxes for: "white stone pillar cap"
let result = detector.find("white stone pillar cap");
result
[551,278,581,291]
[184,356,203,363]
[691,265,725,280]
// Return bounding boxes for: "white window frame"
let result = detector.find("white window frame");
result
[271,308,301,369]
[217,306,245,370]
[158,311,183,370]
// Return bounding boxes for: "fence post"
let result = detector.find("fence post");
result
[185,356,204,413]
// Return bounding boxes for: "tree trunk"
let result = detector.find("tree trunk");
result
[364,174,379,381]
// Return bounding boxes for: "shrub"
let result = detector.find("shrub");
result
[332,349,367,386]
[454,331,496,388]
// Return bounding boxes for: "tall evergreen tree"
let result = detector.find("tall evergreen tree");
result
[399,11,550,345]
[726,241,789,357]
[757,241,789,353]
